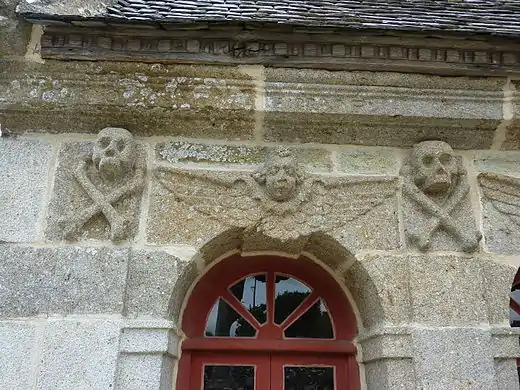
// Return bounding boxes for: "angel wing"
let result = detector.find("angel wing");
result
[257,175,398,240]
[154,165,261,228]
[479,172,520,226]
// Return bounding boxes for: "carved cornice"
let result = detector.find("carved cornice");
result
[41,26,520,76]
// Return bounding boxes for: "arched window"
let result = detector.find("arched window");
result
[177,254,361,390]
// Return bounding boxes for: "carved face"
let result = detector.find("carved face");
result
[92,127,136,182]
[411,141,459,196]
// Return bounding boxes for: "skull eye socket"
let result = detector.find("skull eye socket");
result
[117,139,125,152]
[99,137,110,148]
[440,153,452,165]
[422,155,434,166]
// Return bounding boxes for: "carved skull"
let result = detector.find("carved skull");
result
[255,149,304,202]
[411,141,460,196]
[92,127,136,183]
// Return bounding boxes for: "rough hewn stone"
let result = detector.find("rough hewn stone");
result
[408,254,485,326]
[46,140,145,242]
[364,358,416,390]
[0,321,38,389]
[0,245,128,318]
[344,254,412,330]
[338,147,399,175]
[37,319,120,390]
[412,327,495,390]
[264,69,503,148]
[481,258,517,326]
[478,172,520,254]
[126,249,183,318]
[0,137,52,243]
[0,60,256,139]
[156,141,332,172]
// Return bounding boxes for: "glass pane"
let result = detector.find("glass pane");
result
[205,299,257,337]
[204,365,255,390]
[284,366,334,390]
[284,299,333,339]
[275,275,312,325]
[229,274,267,324]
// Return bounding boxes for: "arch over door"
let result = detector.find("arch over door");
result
[177,253,360,390]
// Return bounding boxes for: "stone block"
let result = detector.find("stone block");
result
[0,61,256,139]
[408,254,485,326]
[0,138,52,243]
[263,69,503,148]
[0,2,31,56]
[0,321,38,389]
[412,327,495,390]
[344,254,412,330]
[338,147,399,175]
[156,141,332,172]
[120,327,178,355]
[502,81,520,150]
[45,140,145,242]
[117,354,174,390]
[364,358,416,390]
[473,150,520,176]
[494,359,519,390]
[481,259,517,326]
[0,245,55,318]
[50,246,129,314]
[0,245,128,318]
[37,318,121,390]
[358,332,413,362]
[126,249,183,318]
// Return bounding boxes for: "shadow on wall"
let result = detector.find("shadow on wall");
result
[510,267,520,384]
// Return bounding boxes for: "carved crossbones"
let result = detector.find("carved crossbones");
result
[60,160,145,241]
[403,178,479,252]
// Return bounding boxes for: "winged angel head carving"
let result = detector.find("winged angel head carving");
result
[154,148,397,242]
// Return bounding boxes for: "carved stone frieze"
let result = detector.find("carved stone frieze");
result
[401,141,481,252]
[150,148,399,250]
[47,128,145,242]
[478,172,520,254]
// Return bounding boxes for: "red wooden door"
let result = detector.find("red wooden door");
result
[178,254,360,390]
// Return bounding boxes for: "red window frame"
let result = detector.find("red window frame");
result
[177,253,360,390]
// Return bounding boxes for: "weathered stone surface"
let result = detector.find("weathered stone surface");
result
[0,245,128,318]
[344,254,412,330]
[149,159,399,251]
[50,246,129,314]
[501,80,520,150]
[37,319,120,390]
[46,139,145,242]
[412,328,495,390]
[494,359,518,390]
[156,141,332,172]
[0,137,52,243]
[358,332,413,362]
[117,354,174,390]
[481,259,517,326]
[408,254,485,326]
[338,147,399,175]
[479,172,520,254]
[126,249,183,318]
[0,1,30,56]
[0,245,55,317]
[264,69,503,148]
[473,150,520,176]
[401,141,481,252]
[0,321,37,389]
[364,358,416,390]
[0,60,256,139]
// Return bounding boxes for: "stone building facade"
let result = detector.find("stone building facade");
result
[1,0,520,389]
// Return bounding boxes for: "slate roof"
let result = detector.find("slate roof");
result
[103,0,520,37]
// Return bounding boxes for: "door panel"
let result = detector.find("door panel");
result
[270,355,347,390]
[191,353,270,390]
